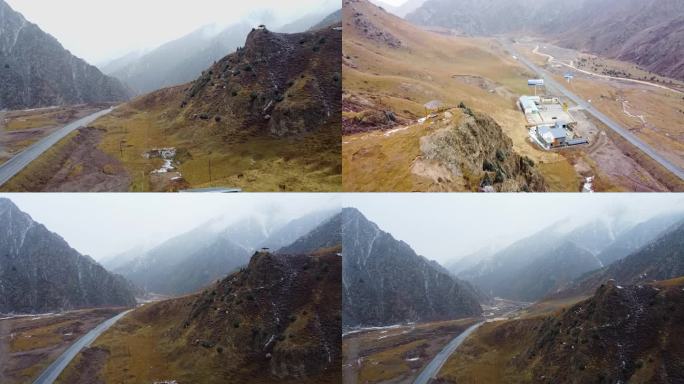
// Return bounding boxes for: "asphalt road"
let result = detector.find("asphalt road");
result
[501,40,684,181]
[0,107,114,187]
[412,321,484,384]
[32,309,132,384]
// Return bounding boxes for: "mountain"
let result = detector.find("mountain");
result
[342,208,482,328]
[261,209,340,250]
[61,250,342,383]
[0,198,135,313]
[0,0,131,109]
[597,212,684,267]
[115,210,338,295]
[459,219,629,301]
[407,0,684,81]
[370,0,427,18]
[308,9,342,31]
[106,22,252,95]
[279,212,342,255]
[562,220,684,298]
[438,278,684,383]
[177,24,341,137]
[342,0,549,192]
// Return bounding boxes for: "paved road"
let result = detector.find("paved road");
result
[412,321,484,384]
[501,40,684,181]
[0,108,114,187]
[32,309,132,384]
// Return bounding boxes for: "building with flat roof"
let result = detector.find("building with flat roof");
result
[519,96,540,115]
[537,122,568,148]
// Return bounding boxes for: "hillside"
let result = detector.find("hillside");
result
[115,210,337,296]
[341,0,563,192]
[561,220,684,298]
[407,0,684,81]
[45,24,342,192]
[597,213,684,266]
[57,250,342,383]
[0,198,135,313]
[459,219,632,302]
[342,208,482,328]
[437,278,684,383]
[279,212,342,255]
[0,0,131,109]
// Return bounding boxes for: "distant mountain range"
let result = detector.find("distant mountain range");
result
[62,208,343,382]
[560,219,684,298]
[0,0,131,109]
[457,213,684,302]
[369,0,427,18]
[111,209,339,296]
[0,198,135,313]
[342,208,482,328]
[406,0,684,81]
[102,9,342,95]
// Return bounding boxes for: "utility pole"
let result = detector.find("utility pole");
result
[209,157,213,183]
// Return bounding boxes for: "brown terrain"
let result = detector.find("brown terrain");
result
[0,307,127,384]
[0,104,111,165]
[343,318,480,384]
[57,251,342,384]
[0,127,131,192]
[5,23,342,192]
[342,0,682,192]
[436,278,684,383]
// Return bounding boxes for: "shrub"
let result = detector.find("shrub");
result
[233,321,240,328]
[483,159,495,172]
[495,170,505,183]
[496,149,506,162]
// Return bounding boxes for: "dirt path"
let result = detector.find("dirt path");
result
[532,45,684,95]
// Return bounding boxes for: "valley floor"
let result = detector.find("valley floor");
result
[341,1,684,192]
[1,103,341,192]
[0,307,128,384]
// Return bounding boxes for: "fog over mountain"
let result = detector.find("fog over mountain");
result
[5,194,340,262]
[5,0,340,64]
[346,194,683,265]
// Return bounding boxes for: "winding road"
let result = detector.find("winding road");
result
[501,40,684,181]
[0,107,114,187]
[32,309,132,384]
[412,321,484,384]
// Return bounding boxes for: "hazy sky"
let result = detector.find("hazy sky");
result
[4,193,340,261]
[347,194,683,264]
[5,0,340,63]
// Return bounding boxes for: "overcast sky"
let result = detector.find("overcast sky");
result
[4,193,340,261]
[347,194,683,264]
[5,0,340,64]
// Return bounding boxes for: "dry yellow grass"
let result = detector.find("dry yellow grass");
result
[342,2,580,191]
[92,104,341,192]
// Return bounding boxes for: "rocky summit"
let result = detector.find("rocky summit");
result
[342,207,482,328]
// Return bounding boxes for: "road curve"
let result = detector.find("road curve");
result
[413,321,484,384]
[501,40,684,182]
[32,309,132,384]
[0,107,114,187]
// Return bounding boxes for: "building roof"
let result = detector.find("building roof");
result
[519,96,539,113]
[538,125,567,143]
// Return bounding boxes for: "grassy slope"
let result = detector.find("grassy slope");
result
[91,90,341,192]
[437,278,684,383]
[342,0,578,191]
